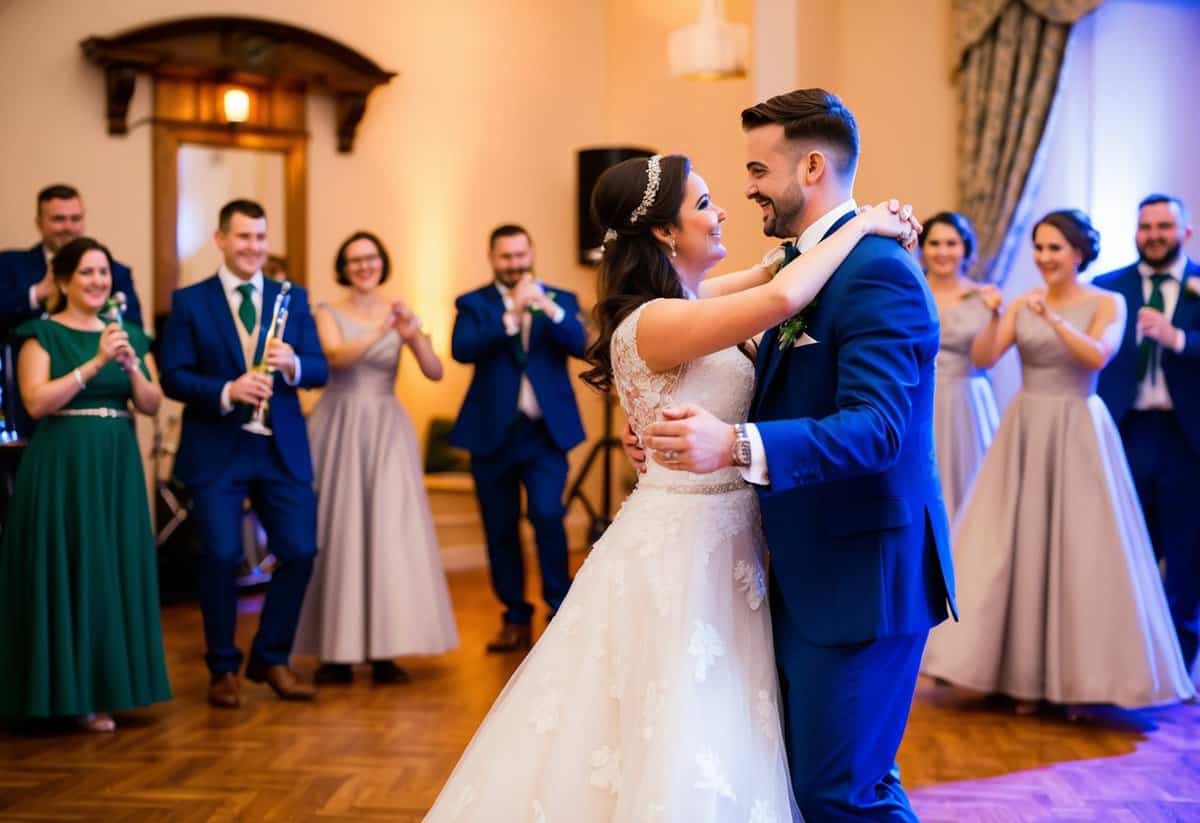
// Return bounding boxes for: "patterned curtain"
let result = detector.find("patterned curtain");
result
[954,0,1103,283]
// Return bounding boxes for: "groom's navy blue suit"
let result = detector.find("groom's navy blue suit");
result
[751,211,955,820]
[160,274,328,676]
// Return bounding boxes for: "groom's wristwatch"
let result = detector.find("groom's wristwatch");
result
[731,423,752,468]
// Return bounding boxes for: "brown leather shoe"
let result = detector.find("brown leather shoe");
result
[208,672,241,708]
[485,622,532,654]
[245,661,317,701]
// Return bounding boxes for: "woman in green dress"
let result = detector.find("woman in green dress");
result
[0,237,171,732]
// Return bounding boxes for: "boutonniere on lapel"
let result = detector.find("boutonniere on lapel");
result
[766,241,818,350]
[1185,277,1200,300]
[777,302,819,350]
[528,288,558,315]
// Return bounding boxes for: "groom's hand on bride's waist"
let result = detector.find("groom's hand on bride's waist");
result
[644,405,735,474]
[622,424,648,474]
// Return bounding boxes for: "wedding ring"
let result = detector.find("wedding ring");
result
[664,450,679,461]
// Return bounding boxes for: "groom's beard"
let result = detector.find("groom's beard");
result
[1138,239,1181,270]
[755,182,805,239]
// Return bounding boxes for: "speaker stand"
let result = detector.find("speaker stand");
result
[565,389,622,544]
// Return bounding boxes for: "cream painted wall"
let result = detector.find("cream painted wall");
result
[605,0,762,272]
[794,0,958,219]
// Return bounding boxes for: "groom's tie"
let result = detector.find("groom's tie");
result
[1137,273,1170,384]
[781,240,800,267]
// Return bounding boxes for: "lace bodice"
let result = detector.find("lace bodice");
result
[610,300,756,489]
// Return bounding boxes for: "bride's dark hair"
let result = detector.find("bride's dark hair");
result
[581,154,690,392]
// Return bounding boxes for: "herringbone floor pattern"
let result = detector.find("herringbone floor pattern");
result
[1,564,1197,821]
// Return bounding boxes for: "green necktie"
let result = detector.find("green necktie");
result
[236,282,256,335]
[782,241,800,267]
[1136,273,1170,384]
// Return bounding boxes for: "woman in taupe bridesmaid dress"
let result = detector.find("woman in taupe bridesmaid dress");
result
[922,210,1194,713]
[294,232,458,684]
[920,212,1001,523]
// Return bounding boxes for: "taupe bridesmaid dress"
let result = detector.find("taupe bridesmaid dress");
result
[922,295,1195,708]
[295,305,458,662]
[934,292,1000,523]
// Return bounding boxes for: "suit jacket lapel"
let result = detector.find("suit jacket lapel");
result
[205,275,247,372]
[751,213,853,415]
[754,327,786,413]
[1173,260,1200,327]
[484,285,526,367]
[22,244,46,290]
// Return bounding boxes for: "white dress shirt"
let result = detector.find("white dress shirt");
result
[741,198,858,485]
[495,281,566,421]
[1133,255,1189,411]
[217,265,301,414]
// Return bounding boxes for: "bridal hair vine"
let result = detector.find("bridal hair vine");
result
[629,155,662,224]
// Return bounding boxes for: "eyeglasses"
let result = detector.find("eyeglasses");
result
[345,253,382,267]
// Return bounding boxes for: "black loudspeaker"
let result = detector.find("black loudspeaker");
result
[577,146,655,265]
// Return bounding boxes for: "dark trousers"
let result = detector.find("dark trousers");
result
[1120,409,1200,668]
[469,415,571,625]
[774,584,925,820]
[188,432,317,676]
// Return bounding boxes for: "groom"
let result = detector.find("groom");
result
[643,89,955,820]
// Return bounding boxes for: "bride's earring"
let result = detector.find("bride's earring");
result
[669,237,677,258]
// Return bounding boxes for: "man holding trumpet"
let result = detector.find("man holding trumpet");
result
[160,199,329,708]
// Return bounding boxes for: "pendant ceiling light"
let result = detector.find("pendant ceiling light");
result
[668,0,749,80]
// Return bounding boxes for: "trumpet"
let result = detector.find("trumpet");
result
[242,281,292,436]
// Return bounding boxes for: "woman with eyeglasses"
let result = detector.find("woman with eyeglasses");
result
[294,231,458,685]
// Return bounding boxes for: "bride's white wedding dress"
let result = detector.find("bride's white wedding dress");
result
[425,300,797,822]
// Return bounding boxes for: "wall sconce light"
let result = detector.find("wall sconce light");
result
[668,0,748,80]
[222,87,251,123]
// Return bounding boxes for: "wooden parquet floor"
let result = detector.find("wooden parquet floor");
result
[2,562,1198,822]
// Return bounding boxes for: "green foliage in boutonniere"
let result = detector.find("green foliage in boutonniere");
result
[777,300,817,350]
[1184,277,1200,301]
[529,289,558,315]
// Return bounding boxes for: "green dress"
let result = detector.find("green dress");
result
[0,318,171,718]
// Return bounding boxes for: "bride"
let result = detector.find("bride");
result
[424,154,917,822]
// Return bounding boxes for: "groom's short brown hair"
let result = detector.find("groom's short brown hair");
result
[741,88,859,179]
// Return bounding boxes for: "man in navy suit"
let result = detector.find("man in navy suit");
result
[449,225,588,653]
[644,89,954,820]
[0,184,142,437]
[1095,194,1200,671]
[160,199,328,707]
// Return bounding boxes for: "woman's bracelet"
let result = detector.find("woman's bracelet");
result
[73,368,86,389]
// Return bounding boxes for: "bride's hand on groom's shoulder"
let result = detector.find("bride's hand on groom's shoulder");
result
[643,405,735,474]
[858,199,922,250]
[758,245,789,277]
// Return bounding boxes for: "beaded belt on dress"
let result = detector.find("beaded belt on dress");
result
[637,479,747,495]
[52,408,130,419]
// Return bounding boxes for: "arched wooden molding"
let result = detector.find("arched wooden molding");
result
[81,16,395,152]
